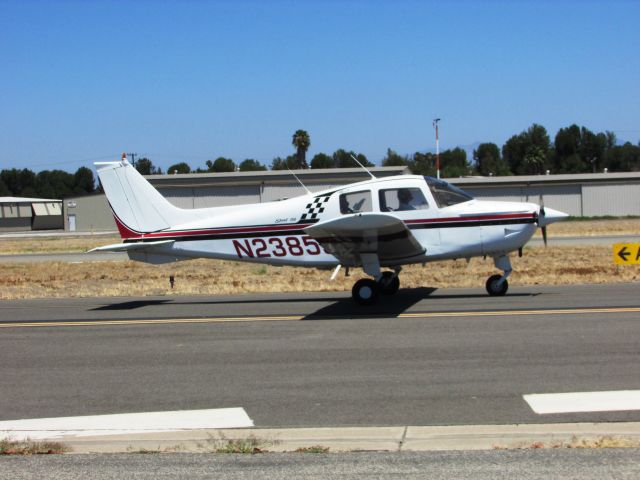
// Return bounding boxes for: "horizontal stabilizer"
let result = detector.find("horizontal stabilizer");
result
[87,240,175,253]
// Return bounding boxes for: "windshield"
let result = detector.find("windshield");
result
[424,177,474,208]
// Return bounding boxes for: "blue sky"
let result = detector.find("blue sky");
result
[1,0,638,172]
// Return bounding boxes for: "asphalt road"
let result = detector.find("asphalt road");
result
[1,283,639,428]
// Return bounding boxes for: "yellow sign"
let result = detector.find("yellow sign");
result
[614,243,640,265]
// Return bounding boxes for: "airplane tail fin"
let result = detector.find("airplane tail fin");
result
[95,155,192,238]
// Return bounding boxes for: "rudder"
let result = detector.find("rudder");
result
[96,156,191,236]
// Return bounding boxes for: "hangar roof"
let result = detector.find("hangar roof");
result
[0,196,61,203]
[146,166,409,188]
[450,171,640,187]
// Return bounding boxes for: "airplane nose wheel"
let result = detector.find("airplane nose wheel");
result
[352,278,380,305]
[379,271,400,295]
[486,274,508,296]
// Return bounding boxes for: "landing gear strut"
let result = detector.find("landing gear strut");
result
[379,270,400,295]
[486,254,511,296]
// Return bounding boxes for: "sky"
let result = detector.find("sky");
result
[1,0,638,172]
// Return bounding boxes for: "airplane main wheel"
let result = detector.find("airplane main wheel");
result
[486,274,508,296]
[379,271,400,295]
[352,278,380,305]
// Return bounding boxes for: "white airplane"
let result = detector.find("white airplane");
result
[92,154,568,304]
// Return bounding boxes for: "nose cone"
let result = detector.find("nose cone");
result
[538,206,569,226]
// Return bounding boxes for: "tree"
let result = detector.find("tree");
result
[552,124,583,173]
[310,153,335,169]
[552,124,608,173]
[238,159,267,172]
[0,179,9,196]
[35,170,76,198]
[206,157,236,172]
[605,142,640,172]
[0,168,37,196]
[270,155,298,170]
[382,148,409,166]
[331,149,373,168]
[473,143,511,176]
[523,145,547,175]
[167,162,191,174]
[291,129,310,169]
[135,158,162,175]
[580,128,606,173]
[502,124,550,174]
[73,167,95,193]
[604,131,617,150]
[441,147,471,178]
[409,152,436,176]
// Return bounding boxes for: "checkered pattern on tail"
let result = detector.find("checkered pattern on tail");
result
[300,195,331,221]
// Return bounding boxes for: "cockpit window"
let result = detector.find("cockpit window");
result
[379,188,429,212]
[339,190,372,214]
[424,177,474,208]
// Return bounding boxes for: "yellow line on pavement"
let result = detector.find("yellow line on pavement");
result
[0,307,639,329]
[0,316,304,329]
[399,307,640,318]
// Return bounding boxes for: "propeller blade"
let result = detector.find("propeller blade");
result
[542,225,548,247]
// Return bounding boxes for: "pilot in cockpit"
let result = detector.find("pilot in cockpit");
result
[397,188,416,211]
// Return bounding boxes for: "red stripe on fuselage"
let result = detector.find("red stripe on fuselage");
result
[405,213,535,226]
[115,212,536,242]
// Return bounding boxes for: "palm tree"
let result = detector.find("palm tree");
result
[292,130,311,169]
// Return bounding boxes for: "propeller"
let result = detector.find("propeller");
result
[538,193,548,247]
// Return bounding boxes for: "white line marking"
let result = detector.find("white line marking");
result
[0,407,253,440]
[524,390,640,414]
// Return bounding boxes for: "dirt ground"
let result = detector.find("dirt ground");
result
[1,246,638,301]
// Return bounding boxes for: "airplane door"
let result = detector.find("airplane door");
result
[68,214,76,232]
[378,186,440,247]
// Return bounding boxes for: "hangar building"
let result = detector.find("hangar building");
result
[62,169,640,233]
[0,197,64,232]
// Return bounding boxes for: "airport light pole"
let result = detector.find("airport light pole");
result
[433,118,441,179]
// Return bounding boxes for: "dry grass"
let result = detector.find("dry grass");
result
[0,437,70,455]
[0,219,637,300]
[0,244,638,300]
[533,218,639,238]
[0,235,121,255]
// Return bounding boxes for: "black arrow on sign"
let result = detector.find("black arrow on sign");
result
[617,246,630,262]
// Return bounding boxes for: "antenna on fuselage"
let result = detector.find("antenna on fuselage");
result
[350,154,376,180]
[286,166,312,195]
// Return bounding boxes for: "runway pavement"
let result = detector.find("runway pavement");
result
[1,283,639,432]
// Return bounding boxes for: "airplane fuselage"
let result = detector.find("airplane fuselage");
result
[113,175,539,267]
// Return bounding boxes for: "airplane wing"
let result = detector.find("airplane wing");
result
[304,213,425,266]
